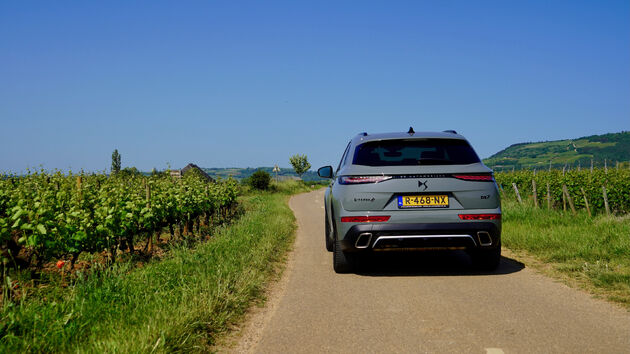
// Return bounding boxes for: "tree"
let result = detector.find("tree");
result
[289,154,311,180]
[111,149,121,174]
[119,166,142,177]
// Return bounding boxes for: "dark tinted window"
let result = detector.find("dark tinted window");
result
[336,142,351,172]
[353,139,480,166]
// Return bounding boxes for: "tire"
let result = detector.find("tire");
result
[333,234,355,273]
[471,244,501,270]
[325,212,333,252]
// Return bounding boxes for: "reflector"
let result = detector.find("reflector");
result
[341,216,391,223]
[458,214,501,220]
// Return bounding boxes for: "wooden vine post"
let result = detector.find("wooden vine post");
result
[546,183,551,209]
[205,186,211,227]
[580,187,591,217]
[602,186,610,216]
[562,185,576,215]
[512,183,522,204]
[532,179,538,208]
[562,188,567,211]
[76,176,82,201]
[145,180,152,253]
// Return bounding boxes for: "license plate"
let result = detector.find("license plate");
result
[398,195,449,208]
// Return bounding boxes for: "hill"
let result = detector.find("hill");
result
[202,167,326,182]
[483,131,630,170]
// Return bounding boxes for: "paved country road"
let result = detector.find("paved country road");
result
[234,189,630,353]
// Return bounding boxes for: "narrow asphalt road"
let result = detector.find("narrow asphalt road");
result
[242,189,630,353]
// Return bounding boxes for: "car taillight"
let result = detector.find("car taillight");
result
[338,175,392,184]
[341,216,391,223]
[458,214,501,220]
[452,174,494,182]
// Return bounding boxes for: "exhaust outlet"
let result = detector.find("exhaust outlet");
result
[477,231,492,246]
[355,233,373,249]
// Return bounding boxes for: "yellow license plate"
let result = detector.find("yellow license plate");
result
[398,195,449,208]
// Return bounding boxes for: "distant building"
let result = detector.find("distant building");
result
[170,163,214,182]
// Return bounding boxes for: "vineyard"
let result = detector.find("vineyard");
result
[0,170,239,270]
[495,168,630,214]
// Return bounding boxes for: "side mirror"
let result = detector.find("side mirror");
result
[317,166,333,179]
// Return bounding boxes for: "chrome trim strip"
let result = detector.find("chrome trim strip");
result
[372,234,476,248]
[374,246,467,252]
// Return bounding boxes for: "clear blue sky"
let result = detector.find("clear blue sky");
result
[1,1,628,173]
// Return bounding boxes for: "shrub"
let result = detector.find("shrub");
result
[250,170,271,190]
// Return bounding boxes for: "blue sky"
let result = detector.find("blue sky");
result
[1,1,628,173]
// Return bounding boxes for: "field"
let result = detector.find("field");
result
[2,165,629,350]
[497,169,630,307]
[1,169,238,271]
[0,178,316,351]
[495,168,630,215]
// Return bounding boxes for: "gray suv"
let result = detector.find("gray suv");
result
[318,128,501,273]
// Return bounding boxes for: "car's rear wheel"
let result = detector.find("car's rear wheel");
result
[324,212,333,252]
[333,234,355,273]
[470,244,501,270]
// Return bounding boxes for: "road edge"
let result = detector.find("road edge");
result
[215,192,307,353]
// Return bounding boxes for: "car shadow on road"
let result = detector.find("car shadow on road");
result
[355,250,524,277]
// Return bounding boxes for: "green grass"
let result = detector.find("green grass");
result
[239,179,326,196]
[502,199,630,307]
[270,179,327,195]
[1,189,301,352]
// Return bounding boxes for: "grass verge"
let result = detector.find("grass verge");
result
[1,191,300,352]
[239,179,326,196]
[502,199,630,308]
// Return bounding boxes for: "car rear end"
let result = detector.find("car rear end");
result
[328,132,501,271]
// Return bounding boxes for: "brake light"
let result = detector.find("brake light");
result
[341,216,391,223]
[338,175,392,184]
[452,174,494,182]
[458,214,501,220]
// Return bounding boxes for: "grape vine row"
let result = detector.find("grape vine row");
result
[0,170,238,267]
[494,168,630,214]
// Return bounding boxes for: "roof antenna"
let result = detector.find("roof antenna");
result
[407,126,415,135]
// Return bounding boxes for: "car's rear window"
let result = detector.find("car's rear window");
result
[353,139,480,166]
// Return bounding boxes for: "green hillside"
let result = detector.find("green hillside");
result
[484,131,630,171]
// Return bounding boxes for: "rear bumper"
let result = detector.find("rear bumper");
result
[340,222,500,252]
